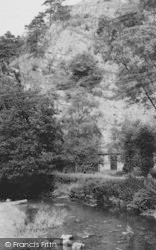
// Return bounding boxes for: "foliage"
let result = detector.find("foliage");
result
[135,125,155,176]
[14,206,67,237]
[55,172,155,212]
[96,0,156,111]
[91,176,144,204]
[43,0,71,25]
[0,31,24,63]
[52,4,71,21]
[128,188,155,212]
[68,53,103,89]
[121,120,142,173]
[53,182,73,197]
[140,0,156,11]
[25,12,47,56]
[0,77,63,197]
[144,173,156,197]
[69,175,144,209]
[121,120,155,176]
[62,89,103,172]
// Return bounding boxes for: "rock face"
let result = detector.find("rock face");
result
[45,0,123,62]
[72,242,85,250]
[61,234,73,240]
[61,234,73,246]
[43,0,133,148]
[61,235,85,249]
[6,198,11,202]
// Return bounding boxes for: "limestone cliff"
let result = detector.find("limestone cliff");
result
[45,0,124,62]
[18,0,154,149]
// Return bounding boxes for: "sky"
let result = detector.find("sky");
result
[0,0,81,36]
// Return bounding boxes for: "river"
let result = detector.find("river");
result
[23,194,156,250]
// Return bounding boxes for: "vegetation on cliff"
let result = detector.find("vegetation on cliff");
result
[0,0,156,200]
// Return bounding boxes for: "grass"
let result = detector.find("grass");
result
[14,207,67,238]
[53,183,74,197]
[54,170,126,183]
[0,202,67,238]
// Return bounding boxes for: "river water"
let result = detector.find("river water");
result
[25,195,156,250]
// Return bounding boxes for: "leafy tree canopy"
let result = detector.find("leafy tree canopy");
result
[43,0,71,24]
[68,53,103,89]
[0,31,23,63]
[140,0,156,11]
[0,77,63,182]
[96,0,156,111]
[25,12,47,56]
[62,89,103,172]
[121,120,155,176]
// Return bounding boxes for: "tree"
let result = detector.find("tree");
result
[135,125,155,176]
[121,120,155,176]
[140,0,156,11]
[96,0,156,111]
[43,0,70,25]
[62,90,103,172]
[0,31,23,63]
[121,120,142,173]
[25,12,47,56]
[53,4,71,21]
[68,53,103,89]
[0,76,63,198]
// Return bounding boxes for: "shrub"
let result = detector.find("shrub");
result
[121,120,155,176]
[69,175,144,208]
[128,188,155,212]
[68,53,103,88]
[114,176,144,202]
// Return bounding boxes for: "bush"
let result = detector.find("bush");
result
[68,53,103,88]
[121,120,155,176]
[69,175,144,208]
[128,188,155,212]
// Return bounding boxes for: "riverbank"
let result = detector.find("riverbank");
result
[54,172,156,216]
[0,200,67,239]
[0,180,156,250]
[0,171,155,240]
[51,188,156,250]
